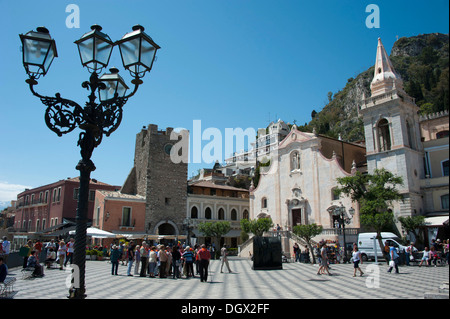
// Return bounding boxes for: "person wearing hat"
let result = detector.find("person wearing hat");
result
[182,246,195,278]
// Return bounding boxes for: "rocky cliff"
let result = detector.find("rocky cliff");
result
[299,33,449,143]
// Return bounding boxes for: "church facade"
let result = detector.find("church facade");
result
[250,38,449,242]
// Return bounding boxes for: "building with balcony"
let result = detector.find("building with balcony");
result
[187,178,250,248]
[13,177,120,237]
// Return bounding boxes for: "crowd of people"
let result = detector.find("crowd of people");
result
[1,234,448,285]
[107,241,233,283]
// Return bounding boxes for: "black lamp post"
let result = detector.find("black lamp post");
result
[332,204,355,263]
[19,25,160,299]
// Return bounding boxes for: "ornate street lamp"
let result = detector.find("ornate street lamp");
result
[332,204,355,263]
[19,25,160,299]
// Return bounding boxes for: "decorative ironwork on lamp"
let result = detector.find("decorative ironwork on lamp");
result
[19,24,160,299]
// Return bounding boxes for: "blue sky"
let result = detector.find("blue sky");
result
[0,0,448,203]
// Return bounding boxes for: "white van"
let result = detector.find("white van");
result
[357,232,415,261]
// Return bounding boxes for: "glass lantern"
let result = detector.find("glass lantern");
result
[19,27,58,78]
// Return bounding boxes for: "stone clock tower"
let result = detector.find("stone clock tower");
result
[359,38,424,219]
[122,124,188,235]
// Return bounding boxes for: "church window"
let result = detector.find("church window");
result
[190,206,198,219]
[262,197,267,209]
[377,119,391,151]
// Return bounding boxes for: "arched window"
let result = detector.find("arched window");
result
[262,197,267,209]
[436,130,449,139]
[290,151,300,170]
[231,209,237,220]
[190,206,198,219]
[242,210,249,220]
[205,207,212,219]
[218,208,225,220]
[377,119,391,151]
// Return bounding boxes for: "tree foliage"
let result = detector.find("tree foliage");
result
[398,215,426,247]
[198,221,231,257]
[335,168,403,263]
[240,217,273,237]
[292,224,323,264]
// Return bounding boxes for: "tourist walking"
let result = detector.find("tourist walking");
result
[419,247,430,267]
[148,246,157,278]
[197,244,211,282]
[158,245,168,278]
[65,238,75,266]
[140,242,149,277]
[183,246,195,278]
[387,242,399,273]
[405,242,415,266]
[317,242,331,275]
[110,245,121,275]
[127,241,135,276]
[352,245,364,277]
[57,240,67,270]
[134,245,141,275]
[1,236,11,264]
[293,243,300,262]
[220,245,232,273]
[172,245,181,279]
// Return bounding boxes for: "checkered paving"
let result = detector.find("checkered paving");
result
[5,258,449,299]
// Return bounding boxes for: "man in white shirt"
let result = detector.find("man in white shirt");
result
[1,237,10,264]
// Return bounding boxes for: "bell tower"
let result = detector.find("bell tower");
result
[360,38,424,218]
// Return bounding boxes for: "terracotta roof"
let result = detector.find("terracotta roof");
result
[97,190,145,201]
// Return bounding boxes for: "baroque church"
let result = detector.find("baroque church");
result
[249,38,449,244]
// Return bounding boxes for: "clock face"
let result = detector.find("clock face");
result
[164,143,173,155]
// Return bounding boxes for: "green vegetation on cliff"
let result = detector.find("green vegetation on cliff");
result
[298,33,449,142]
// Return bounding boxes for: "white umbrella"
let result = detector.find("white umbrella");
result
[69,227,117,238]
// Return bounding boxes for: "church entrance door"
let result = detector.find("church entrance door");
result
[292,209,302,227]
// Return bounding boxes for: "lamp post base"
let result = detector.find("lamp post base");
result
[68,287,87,299]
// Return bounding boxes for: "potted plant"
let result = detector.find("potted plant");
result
[97,250,104,261]
[86,249,92,260]
[90,249,98,260]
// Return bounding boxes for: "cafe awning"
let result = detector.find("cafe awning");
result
[424,216,449,227]
[69,227,117,238]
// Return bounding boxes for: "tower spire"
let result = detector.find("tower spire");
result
[370,38,404,97]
